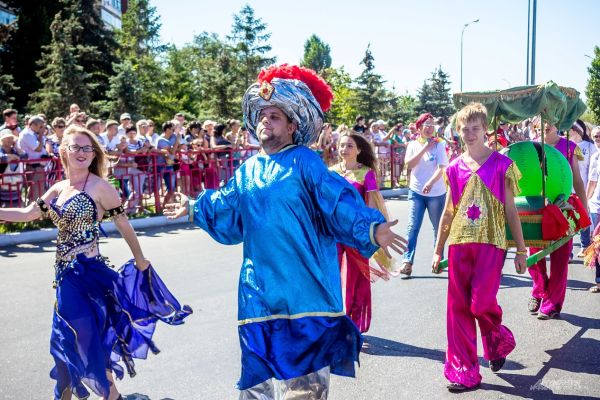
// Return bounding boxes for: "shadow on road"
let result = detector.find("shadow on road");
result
[362,335,445,361]
[0,240,54,258]
[499,274,592,292]
[487,313,600,399]
[362,336,525,371]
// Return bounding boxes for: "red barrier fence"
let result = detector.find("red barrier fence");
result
[0,145,408,214]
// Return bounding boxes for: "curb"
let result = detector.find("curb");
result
[0,215,189,247]
[381,188,408,199]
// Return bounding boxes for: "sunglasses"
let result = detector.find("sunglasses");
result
[55,125,65,129]
[594,135,600,139]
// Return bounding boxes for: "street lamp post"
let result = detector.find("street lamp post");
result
[460,18,479,92]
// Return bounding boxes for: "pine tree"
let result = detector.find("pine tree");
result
[102,60,142,120]
[192,33,240,120]
[0,67,18,111]
[415,80,433,115]
[116,0,164,59]
[66,0,118,104]
[0,22,18,110]
[300,35,332,74]
[429,67,454,120]
[415,67,453,120]
[228,4,275,89]
[0,0,62,110]
[28,10,96,117]
[355,44,388,119]
[586,46,600,124]
[115,0,164,120]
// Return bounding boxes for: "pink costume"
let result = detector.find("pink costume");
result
[444,151,521,387]
[330,164,378,333]
[528,137,583,314]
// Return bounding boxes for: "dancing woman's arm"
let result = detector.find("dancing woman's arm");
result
[0,182,61,222]
[98,180,149,270]
[0,203,41,222]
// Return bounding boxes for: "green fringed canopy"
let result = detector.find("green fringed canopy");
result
[453,81,587,131]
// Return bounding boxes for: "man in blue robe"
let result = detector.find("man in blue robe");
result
[165,65,406,399]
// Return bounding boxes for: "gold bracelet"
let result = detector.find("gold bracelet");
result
[515,250,527,255]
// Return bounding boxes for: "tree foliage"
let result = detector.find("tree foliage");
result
[6,1,466,130]
[0,0,61,110]
[383,91,418,125]
[301,34,332,74]
[115,0,165,120]
[323,67,358,126]
[228,4,275,89]
[416,66,453,120]
[68,0,118,103]
[355,44,388,120]
[102,60,142,120]
[585,46,600,124]
[0,23,18,110]
[28,9,96,117]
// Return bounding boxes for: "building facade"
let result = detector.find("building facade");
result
[101,0,127,29]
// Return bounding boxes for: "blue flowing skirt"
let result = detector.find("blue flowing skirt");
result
[50,254,192,399]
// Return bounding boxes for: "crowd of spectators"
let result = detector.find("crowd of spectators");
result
[0,105,260,212]
[1,103,599,217]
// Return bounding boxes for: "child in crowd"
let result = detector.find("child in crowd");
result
[432,102,527,391]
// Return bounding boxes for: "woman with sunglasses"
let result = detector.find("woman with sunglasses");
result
[46,118,66,157]
[0,126,191,400]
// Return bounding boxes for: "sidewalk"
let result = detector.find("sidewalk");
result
[0,215,189,247]
[0,189,408,247]
[380,187,408,199]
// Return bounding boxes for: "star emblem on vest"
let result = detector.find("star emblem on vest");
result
[466,202,482,223]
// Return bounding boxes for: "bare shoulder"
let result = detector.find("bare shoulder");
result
[86,174,121,206]
[41,180,68,203]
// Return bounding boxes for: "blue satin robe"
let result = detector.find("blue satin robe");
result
[189,145,385,389]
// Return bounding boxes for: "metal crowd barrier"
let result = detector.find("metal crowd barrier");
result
[0,149,253,213]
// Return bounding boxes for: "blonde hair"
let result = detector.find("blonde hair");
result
[455,102,488,131]
[60,126,107,178]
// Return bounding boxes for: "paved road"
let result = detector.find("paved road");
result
[1,200,599,399]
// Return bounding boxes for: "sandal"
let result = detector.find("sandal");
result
[399,262,412,279]
[528,297,541,314]
[537,310,560,320]
[589,285,600,293]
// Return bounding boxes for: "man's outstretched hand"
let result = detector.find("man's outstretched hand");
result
[374,220,408,258]
[163,193,190,220]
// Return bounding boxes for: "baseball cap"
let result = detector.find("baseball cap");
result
[119,113,131,121]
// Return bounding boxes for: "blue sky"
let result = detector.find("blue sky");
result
[152,0,598,100]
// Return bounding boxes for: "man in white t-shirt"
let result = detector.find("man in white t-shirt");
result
[400,112,448,278]
[100,120,121,153]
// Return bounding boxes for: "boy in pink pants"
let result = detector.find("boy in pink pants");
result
[432,103,527,391]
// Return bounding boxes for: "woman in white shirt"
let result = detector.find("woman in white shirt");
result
[401,113,448,278]
[571,119,596,256]
[585,126,600,293]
